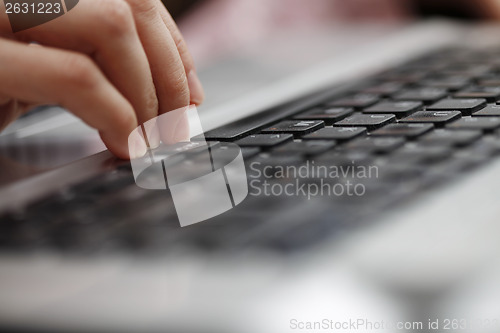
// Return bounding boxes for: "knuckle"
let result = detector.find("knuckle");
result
[61,54,98,89]
[145,90,159,114]
[96,0,134,37]
[174,34,186,51]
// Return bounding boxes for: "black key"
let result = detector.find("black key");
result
[419,129,482,147]
[454,87,500,102]
[303,127,366,141]
[240,147,261,160]
[388,144,452,165]
[315,151,374,165]
[403,60,447,72]
[432,156,486,175]
[377,71,427,83]
[441,65,492,77]
[371,123,434,138]
[326,94,379,109]
[294,107,353,124]
[362,82,404,96]
[272,140,336,156]
[400,111,462,126]
[392,88,447,104]
[71,171,135,196]
[163,141,220,155]
[235,134,293,147]
[376,165,425,183]
[200,95,334,141]
[446,117,500,131]
[467,137,500,156]
[334,114,395,130]
[341,137,406,154]
[427,98,487,115]
[473,104,500,117]
[261,120,324,137]
[478,76,500,87]
[363,101,422,118]
[420,76,470,90]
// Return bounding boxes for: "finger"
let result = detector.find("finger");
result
[478,0,500,18]
[117,0,193,143]
[0,92,35,130]
[155,0,205,105]
[122,0,191,115]
[0,98,22,131]
[14,0,159,126]
[0,38,141,159]
[0,94,11,105]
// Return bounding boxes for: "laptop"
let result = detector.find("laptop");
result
[2,20,500,333]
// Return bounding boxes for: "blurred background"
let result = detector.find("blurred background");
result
[165,0,500,64]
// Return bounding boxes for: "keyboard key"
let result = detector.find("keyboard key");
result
[392,88,447,104]
[249,155,304,171]
[294,107,353,124]
[472,104,500,117]
[272,140,336,156]
[303,127,366,141]
[71,171,135,196]
[371,123,434,138]
[376,165,425,183]
[418,129,482,147]
[315,151,374,165]
[162,141,221,155]
[441,64,492,78]
[341,137,406,154]
[377,71,428,83]
[388,144,452,165]
[399,111,462,126]
[420,76,470,90]
[240,147,261,160]
[477,76,500,87]
[467,137,500,156]
[363,101,422,118]
[446,117,500,131]
[427,98,487,115]
[431,156,486,175]
[235,134,293,147]
[454,87,500,102]
[261,120,324,137]
[334,114,395,130]
[326,94,379,109]
[362,82,404,96]
[200,101,325,141]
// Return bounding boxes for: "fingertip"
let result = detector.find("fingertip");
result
[157,106,190,144]
[173,111,190,142]
[101,128,145,160]
[187,70,205,106]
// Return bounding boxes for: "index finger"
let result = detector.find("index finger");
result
[155,1,205,106]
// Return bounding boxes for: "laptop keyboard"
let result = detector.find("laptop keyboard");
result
[3,47,500,255]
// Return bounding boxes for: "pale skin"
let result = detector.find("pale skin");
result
[0,0,204,159]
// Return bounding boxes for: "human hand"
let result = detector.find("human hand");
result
[0,0,204,159]
[479,0,500,18]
